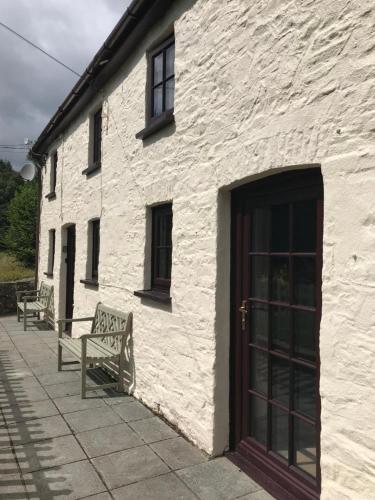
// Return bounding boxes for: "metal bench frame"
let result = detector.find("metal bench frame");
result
[57,303,132,398]
[16,282,54,331]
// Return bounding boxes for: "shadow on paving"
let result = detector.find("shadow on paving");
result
[0,319,72,499]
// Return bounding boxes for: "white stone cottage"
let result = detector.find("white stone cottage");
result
[31,1,375,499]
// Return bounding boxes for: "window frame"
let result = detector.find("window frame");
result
[83,106,103,175]
[44,229,55,277]
[45,152,57,199]
[151,203,173,293]
[91,219,100,282]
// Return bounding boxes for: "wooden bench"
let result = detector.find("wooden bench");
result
[57,303,132,398]
[16,282,54,331]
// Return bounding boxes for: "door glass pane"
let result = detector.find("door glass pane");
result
[250,349,268,395]
[166,44,175,78]
[249,395,267,446]
[294,310,316,361]
[294,418,316,478]
[153,52,163,85]
[250,303,268,347]
[251,208,270,252]
[271,306,290,352]
[271,356,289,406]
[271,204,289,252]
[271,406,289,459]
[293,200,316,252]
[294,257,315,306]
[251,256,268,299]
[165,77,175,111]
[153,85,163,117]
[271,257,289,302]
[294,366,316,419]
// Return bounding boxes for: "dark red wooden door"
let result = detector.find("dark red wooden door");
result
[65,225,76,335]
[230,169,323,500]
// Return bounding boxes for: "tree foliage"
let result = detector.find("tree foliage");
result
[4,180,38,267]
[0,160,23,248]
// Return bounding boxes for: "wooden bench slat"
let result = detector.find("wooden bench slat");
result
[60,338,120,360]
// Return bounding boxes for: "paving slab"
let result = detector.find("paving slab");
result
[24,459,107,500]
[0,415,70,448]
[2,399,59,424]
[53,394,106,414]
[239,491,275,500]
[130,416,178,444]
[80,493,112,500]
[14,434,86,473]
[151,437,208,470]
[112,472,197,500]
[101,393,135,406]
[0,384,48,405]
[44,380,83,398]
[113,400,154,422]
[176,457,263,500]
[0,472,27,498]
[64,405,122,434]
[37,370,80,386]
[76,422,143,458]
[92,445,169,490]
[0,449,20,476]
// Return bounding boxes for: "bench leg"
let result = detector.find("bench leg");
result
[118,353,125,392]
[57,343,62,371]
[81,362,87,399]
[23,307,27,331]
[17,307,20,322]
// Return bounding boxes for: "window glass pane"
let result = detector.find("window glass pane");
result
[251,208,270,252]
[271,204,289,252]
[251,256,268,300]
[294,366,316,419]
[293,200,316,252]
[271,306,290,352]
[249,395,267,446]
[153,52,163,85]
[271,257,289,302]
[294,310,316,361]
[153,85,163,117]
[166,43,175,78]
[294,418,316,478]
[250,303,268,347]
[249,349,268,395]
[294,257,315,306]
[271,406,288,459]
[271,356,289,406]
[165,77,175,111]
[158,213,172,246]
[157,248,169,279]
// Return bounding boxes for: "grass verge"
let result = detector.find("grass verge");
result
[0,252,35,282]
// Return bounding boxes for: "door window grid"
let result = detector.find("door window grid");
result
[247,200,320,480]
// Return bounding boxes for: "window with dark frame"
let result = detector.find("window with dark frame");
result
[152,204,173,293]
[51,152,57,193]
[92,107,102,167]
[45,229,55,277]
[149,36,175,122]
[91,219,100,281]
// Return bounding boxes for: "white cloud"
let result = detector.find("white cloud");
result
[0,0,129,168]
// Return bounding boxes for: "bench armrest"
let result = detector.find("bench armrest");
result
[22,295,49,302]
[16,289,39,299]
[57,317,95,338]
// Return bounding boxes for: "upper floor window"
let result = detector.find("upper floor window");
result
[93,107,102,167]
[46,152,57,199]
[136,34,175,141]
[84,107,102,175]
[150,36,175,120]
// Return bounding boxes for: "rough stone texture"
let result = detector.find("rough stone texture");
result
[0,278,34,315]
[37,0,375,498]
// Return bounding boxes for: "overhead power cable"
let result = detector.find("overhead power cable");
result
[0,20,81,77]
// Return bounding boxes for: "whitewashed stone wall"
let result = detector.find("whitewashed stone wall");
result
[38,1,375,498]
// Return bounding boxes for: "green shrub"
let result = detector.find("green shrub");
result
[4,181,38,267]
[0,252,34,282]
[0,160,23,249]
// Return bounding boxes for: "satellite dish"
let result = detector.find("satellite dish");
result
[20,162,36,181]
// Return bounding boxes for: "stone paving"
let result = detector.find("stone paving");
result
[0,315,274,500]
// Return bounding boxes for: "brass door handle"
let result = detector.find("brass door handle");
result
[239,300,248,331]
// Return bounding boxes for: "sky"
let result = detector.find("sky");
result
[0,0,130,170]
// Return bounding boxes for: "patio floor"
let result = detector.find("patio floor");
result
[0,315,274,500]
